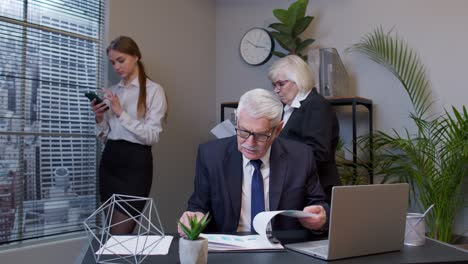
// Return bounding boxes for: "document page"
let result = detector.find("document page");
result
[199,233,284,252]
[198,211,317,252]
[95,235,173,255]
[210,119,236,138]
[253,210,318,241]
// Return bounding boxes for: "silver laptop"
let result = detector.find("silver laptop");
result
[286,183,409,260]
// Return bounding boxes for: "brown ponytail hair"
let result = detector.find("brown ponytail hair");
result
[107,36,147,118]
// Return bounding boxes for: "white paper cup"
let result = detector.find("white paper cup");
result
[404,213,426,246]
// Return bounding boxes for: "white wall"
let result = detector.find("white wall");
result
[215,0,467,236]
[107,0,216,232]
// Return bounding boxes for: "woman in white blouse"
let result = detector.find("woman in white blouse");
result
[91,36,167,234]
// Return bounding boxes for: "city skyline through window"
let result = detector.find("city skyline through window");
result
[0,0,104,243]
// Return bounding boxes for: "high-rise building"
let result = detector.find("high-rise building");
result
[0,0,103,241]
[37,12,98,198]
[0,171,16,243]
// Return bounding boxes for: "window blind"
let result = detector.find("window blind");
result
[0,0,105,244]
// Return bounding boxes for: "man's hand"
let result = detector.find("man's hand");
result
[177,211,205,237]
[298,205,327,230]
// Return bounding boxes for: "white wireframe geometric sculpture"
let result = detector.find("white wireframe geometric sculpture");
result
[83,194,165,264]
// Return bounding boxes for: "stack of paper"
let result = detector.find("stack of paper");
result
[210,120,236,139]
[197,210,316,252]
[199,234,284,252]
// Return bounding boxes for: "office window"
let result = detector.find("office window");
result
[0,0,104,243]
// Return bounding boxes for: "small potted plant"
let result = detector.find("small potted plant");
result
[178,213,211,264]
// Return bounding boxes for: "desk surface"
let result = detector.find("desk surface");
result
[80,231,468,264]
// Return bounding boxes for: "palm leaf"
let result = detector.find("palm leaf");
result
[347,27,468,242]
[346,27,432,119]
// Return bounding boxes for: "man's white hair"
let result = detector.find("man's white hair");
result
[236,88,283,127]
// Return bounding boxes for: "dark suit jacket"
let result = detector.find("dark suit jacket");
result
[187,136,329,233]
[280,88,341,202]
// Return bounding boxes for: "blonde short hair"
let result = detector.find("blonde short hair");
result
[268,55,316,94]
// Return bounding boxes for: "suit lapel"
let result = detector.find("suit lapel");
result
[269,139,287,211]
[224,141,243,227]
[281,107,303,134]
[280,92,312,135]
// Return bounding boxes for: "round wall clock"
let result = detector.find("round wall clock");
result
[239,28,274,66]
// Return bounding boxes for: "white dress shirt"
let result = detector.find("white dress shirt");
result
[96,77,167,146]
[237,148,271,232]
[282,90,311,127]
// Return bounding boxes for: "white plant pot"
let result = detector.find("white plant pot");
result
[179,237,208,264]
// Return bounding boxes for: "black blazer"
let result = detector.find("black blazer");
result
[280,88,340,201]
[187,136,329,233]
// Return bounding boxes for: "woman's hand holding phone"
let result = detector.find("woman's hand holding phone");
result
[86,91,108,123]
[91,98,108,123]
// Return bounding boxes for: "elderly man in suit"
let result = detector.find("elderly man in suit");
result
[178,88,329,234]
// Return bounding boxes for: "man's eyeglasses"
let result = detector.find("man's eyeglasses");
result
[235,128,274,142]
[272,80,290,90]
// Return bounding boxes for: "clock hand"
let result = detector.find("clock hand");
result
[246,39,258,47]
[251,40,266,49]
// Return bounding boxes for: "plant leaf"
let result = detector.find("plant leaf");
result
[287,0,308,26]
[346,26,468,242]
[273,9,289,24]
[346,26,432,119]
[270,31,296,52]
[177,213,211,240]
[293,16,314,36]
[297,0,308,19]
[269,23,292,35]
[272,51,287,58]
[177,220,192,239]
[295,38,315,56]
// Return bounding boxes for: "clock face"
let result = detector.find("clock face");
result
[239,28,274,66]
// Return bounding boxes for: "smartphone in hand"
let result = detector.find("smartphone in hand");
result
[84,91,109,111]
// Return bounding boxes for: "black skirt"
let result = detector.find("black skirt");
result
[99,139,153,216]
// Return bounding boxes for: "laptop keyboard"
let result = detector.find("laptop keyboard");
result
[306,245,329,256]
[311,240,328,246]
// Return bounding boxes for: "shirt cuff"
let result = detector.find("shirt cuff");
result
[96,120,107,131]
[95,120,108,142]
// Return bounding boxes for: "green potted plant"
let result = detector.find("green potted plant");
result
[178,213,211,264]
[268,0,315,61]
[347,27,468,243]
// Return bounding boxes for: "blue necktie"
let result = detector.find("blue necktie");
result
[250,159,265,232]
